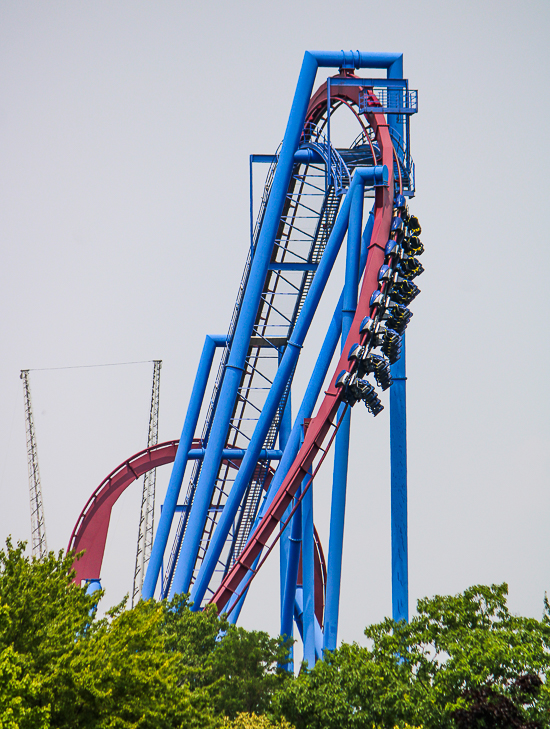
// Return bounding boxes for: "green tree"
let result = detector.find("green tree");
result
[0,540,218,728]
[223,712,295,728]
[0,539,291,727]
[274,584,550,729]
[50,599,218,728]
[162,593,291,718]
[206,624,291,718]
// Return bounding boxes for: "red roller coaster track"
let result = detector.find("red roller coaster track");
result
[68,440,327,623]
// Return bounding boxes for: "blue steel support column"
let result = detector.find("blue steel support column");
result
[277,330,340,645]
[220,208,376,641]
[227,293,346,636]
[265,207,375,524]
[387,55,404,148]
[390,337,408,622]
[278,305,344,648]
[190,169,384,607]
[388,53,408,623]
[301,469,315,666]
[142,334,225,600]
[279,375,292,627]
[218,208,375,659]
[281,483,302,660]
[323,184,364,652]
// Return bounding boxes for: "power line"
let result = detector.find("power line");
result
[25,360,156,372]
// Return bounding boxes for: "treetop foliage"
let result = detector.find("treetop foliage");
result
[1,538,549,729]
[0,539,291,728]
[274,583,550,729]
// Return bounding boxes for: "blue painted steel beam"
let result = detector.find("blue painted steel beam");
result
[280,483,302,647]
[221,208,375,669]
[223,206,374,670]
[387,55,404,160]
[189,169,381,608]
[251,149,324,165]
[323,183,364,652]
[309,50,402,72]
[294,588,324,661]
[261,209,374,530]
[278,375,293,642]
[268,263,318,272]
[301,474,315,666]
[390,337,408,622]
[85,579,102,596]
[187,448,283,460]
[142,334,226,600]
[386,52,408,624]
[251,154,277,164]
[329,78,408,88]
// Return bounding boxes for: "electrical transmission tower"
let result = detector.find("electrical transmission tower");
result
[132,360,162,605]
[20,370,48,558]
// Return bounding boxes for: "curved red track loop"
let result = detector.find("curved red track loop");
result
[68,440,183,585]
[211,108,395,612]
[68,441,327,620]
[306,72,378,166]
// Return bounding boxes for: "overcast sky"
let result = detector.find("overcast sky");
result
[1,0,549,648]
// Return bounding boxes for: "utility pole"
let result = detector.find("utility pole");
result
[132,360,162,605]
[20,370,48,558]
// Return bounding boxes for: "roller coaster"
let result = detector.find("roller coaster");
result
[67,50,421,669]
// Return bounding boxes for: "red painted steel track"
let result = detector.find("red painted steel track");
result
[69,441,327,620]
[210,107,394,612]
[68,440,181,585]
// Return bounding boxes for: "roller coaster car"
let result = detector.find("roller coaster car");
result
[383,304,413,335]
[363,353,393,391]
[391,216,404,233]
[394,193,407,211]
[359,315,375,338]
[388,280,420,306]
[348,343,366,362]
[335,370,351,389]
[335,371,360,407]
[335,370,384,415]
[384,239,401,258]
[378,264,393,283]
[405,236,424,256]
[397,256,424,280]
[407,215,421,235]
[381,328,402,364]
[369,289,386,309]
[354,378,384,416]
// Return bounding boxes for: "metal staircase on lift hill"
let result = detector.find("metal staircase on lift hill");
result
[162,126,351,602]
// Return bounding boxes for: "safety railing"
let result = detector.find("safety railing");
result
[358,87,418,115]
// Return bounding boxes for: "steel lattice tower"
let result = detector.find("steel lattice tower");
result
[132,360,162,605]
[20,370,48,558]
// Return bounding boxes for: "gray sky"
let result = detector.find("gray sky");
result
[1,0,549,647]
